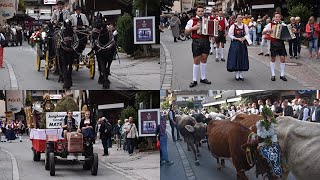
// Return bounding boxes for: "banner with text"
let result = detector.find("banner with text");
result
[0,0,16,21]
[46,111,81,129]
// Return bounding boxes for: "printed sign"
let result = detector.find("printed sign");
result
[6,90,23,114]
[134,16,155,44]
[44,0,57,4]
[138,109,160,137]
[0,0,16,20]
[46,111,81,129]
[181,0,192,11]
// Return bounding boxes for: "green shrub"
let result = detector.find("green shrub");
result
[288,3,312,24]
[54,96,78,112]
[117,13,137,55]
[120,106,138,122]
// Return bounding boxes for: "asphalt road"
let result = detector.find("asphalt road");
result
[161,124,296,180]
[0,42,133,90]
[161,30,305,90]
[0,136,129,180]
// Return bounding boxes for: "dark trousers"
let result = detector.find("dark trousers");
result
[296,36,301,54]
[108,137,112,148]
[256,33,262,43]
[126,138,135,154]
[170,122,180,140]
[101,138,109,155]
[289,39,298,56]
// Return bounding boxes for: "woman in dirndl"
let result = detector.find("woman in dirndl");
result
[227,14,250,81]
[6,121,16,143]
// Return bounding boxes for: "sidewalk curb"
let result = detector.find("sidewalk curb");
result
[160,41,173,90]
[247,52,315,89]
[0,147,20,180]
[166,125,197,180]
[3,60,18,90]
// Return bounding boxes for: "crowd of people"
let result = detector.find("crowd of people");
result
[161,6,320,88]
[0,119,25,143]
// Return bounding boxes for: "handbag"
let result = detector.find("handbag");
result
[156,139,160,150]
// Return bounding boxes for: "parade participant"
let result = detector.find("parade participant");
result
[5,121,16,143]
[14,120,22,142]
[311,99,320,122]
[288,17,298,59]
[61,110,77,139]
[305,16,320,59]
[71,6,89,28]
[184,5,212,88]
[263,12,288,81]
[209,9,218,55]
[79,111,95,139]
[227,14,249,81]
[258,18,271,56]
[168,103,182,142]
[51,0,71,26]
[214,10,229,62]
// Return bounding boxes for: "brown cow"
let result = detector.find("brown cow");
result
[207,120,277,180]
[231,113,263,133]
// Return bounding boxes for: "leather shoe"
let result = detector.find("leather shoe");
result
[221,58,225,62]
[239,77,244,81]
[215,58,219,62]
[200,79,211,84]
[280,76,287,81]
[271,76,276,81]
[258,52,263,55]
[235,77,239,81]
[189,81,197,88]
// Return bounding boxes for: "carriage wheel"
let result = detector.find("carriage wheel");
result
[44,51,50,80]
[36,45,41,71]
[89,53,95,79]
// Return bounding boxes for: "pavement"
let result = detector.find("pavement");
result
[0,135,159,180]
[0,42,160,90]
[160,29,318,90]
[161,123,296,180]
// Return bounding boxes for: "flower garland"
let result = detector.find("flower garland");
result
[256,105,278,146]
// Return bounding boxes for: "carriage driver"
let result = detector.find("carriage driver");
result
[71,6,89,29]
[51,0,71,27]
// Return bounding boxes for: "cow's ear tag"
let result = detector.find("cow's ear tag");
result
[185,125,195,132]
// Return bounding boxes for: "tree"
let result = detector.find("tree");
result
[117,13,136,54]
[160,99,170,110]
[54,96,78,112]
[18,0,26,12]
[288,3,312,24]
[120,106,138,122]
[187,101,194,109]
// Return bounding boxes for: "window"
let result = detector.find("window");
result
[183,97,188,101]
[194,96,198,101]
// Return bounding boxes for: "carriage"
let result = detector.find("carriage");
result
[35,24,95,80]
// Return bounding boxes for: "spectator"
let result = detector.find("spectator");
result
[228,106,236,117]
[125,117,139,156]
[99,117,112,156]
[288,17,298,59]
[251,103,259,114]
[170,14,181,42]
[258,18,271,56]
[242,14,250,26]
[158,111,174,166]
[0,31,5,47]
[256,19,263,45]
[282,100,294,117]
[258,99,264,113]
[295,17,302,58]
[305,16,320,59]
[266,99,272,109]
[298,99,310,121]
[292,98,301,118]
[311,99,320,122]
[121,119,130,152]
[113,120,122,150]
[272,101,283,117]
[248,17,257,45]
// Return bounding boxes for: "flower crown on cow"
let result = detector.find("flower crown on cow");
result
[256,106,277,146]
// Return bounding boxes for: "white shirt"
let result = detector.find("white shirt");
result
[228,110,236,117]
[185,15,201,30]
[263,22,286,32]
[312,108,316,121]
[248,21,257,31]
[0,33,5,41]
[216,16,229,29]
[302,107,309,121]
[228,23,249,40]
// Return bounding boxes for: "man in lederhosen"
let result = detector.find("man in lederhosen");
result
[71,6,89,55]
[214,10,229,62]
[262,12,288,81]
[185,5,212,88]
[209,9,218,55]
[51,0,71,27]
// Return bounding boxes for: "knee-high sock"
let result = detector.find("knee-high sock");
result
[280,63,285,76]
[270,62,275,76]
[239,71,243,78]
[19,135,21,141]
[200,63,206,80]
[216,47,219,58]
[235,71,239,78]
[221,48,224,59]
[210,43,214,53]
[193,64,199,81]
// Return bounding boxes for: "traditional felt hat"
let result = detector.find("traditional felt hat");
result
[74,6,81,10]
[57,0,65,5]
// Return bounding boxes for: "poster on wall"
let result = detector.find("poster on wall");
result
[46,111,81,129]
[134,16,155,44]
[181,0,193,12]
[138,109,160,137]
[6,90,23,114]
[0,0,16,21]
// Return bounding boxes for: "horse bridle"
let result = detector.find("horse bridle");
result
[92,28,115,55]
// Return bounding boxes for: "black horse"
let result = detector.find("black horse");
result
[91,13,116,89]
[58,20,76,89]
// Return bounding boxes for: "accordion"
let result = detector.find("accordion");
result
[197,18,219,36]
[271,23,296,41]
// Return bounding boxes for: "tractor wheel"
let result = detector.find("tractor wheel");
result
[49,153,55,176]
[91,153,98,175]
[32,148,41,161]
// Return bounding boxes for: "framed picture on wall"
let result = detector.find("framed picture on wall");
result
[138,109,160,137]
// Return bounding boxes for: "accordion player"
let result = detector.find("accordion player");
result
[197,17,219,36]
[271,23,296,41]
